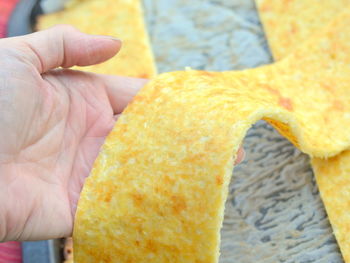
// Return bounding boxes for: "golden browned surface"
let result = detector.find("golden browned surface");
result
[256,0,350,60]
[37,0,156,78]
[74,8,350,262]
[257,1,350,261]
[312,154,350,260]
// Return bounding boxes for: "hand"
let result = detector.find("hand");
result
[0,25,245,242]
[0,25,147,241]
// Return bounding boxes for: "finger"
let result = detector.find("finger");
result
[3,25,121,73]
[114,114,121,121]
[99,75,149,114]
[235,146,245,165]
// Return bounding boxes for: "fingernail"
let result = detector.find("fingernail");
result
[234,147,245,165]
[240,148,246,162]
[95,35,122,42]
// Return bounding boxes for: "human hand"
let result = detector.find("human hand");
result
[0,25,244,242]
[0,25,147,241]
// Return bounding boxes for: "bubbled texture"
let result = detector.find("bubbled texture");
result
[74,2,350,262]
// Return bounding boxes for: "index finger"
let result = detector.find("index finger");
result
[99,75,149,114]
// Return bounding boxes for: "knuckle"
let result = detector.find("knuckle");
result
[50,24,79,34]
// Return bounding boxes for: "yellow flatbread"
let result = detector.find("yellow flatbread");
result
[256,0,350,60]
[37,0,156,78]
[74,7,350,263]
[256,0,350,261]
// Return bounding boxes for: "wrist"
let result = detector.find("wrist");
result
[0,198,7,242]
[0,164,16,242]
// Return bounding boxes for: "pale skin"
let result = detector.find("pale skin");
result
[0,25,244,242]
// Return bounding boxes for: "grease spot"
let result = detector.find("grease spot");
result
[131,193,144,206]
[171,195,187,214]
[216,175,224,185]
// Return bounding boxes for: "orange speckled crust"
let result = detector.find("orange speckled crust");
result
[74,10,350,262]
[256,0,350,60]
[37,0,156,78]
[312,154,350,261]
[257,1,350,261]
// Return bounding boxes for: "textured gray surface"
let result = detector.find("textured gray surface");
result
[22,240,61,263]
[144,0,270,72]
[144,0,343,262]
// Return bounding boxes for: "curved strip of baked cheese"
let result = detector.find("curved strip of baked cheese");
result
[256,0,350,60]
[256,1,350,261]
[37,0,156,78]
[73,9,350,262]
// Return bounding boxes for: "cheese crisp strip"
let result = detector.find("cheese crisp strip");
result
[256,0,350,60]
[256,0,350,260]
[74,9,350,262]
[311,154,350,260]
[38,1,156,261]
[37,0,156,78]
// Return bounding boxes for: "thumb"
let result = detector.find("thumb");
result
[2,25,121,73]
